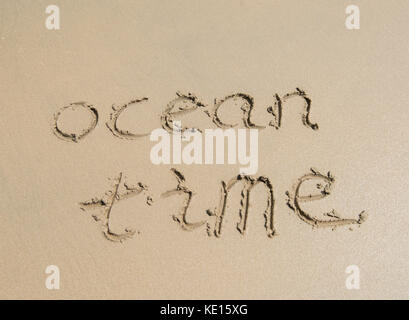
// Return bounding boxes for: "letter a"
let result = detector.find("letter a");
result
[45,5,60,30]
[45,265,60,290]
[345,5,360,30]
[345,265,360,289]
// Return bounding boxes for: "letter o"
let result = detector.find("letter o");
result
[52,102,98,142]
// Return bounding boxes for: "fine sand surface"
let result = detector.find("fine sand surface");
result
[0,0,408,299]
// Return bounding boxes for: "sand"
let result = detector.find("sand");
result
[0,0,408,299]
